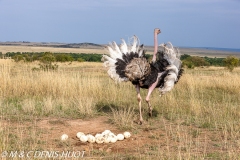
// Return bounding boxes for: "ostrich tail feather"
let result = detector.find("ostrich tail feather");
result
[159,42,181,69]
[157,42,183,96]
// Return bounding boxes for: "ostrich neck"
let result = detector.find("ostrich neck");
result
[154,34,158,54]
[152,33,158,62]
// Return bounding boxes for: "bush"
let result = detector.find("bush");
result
[38,52,58,71]
[224,56,239,71]
[13,55,24,62]
[182,56,210,68]
[180,54,191,60]
[182,60,195,69]
[77,58,85,62]
[40,52,56,63]
[55,54,74,62]
[75,53,102,62]
[204,57,225,66]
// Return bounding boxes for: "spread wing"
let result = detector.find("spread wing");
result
[101,36,150,83]
[156,42,183,95]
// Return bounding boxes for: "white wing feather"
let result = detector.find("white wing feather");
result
[112,41,122,54]
[159,42,181,69]
[102,36,145,83]
[130,35,138,53]
[106,46,122,60]
[158,42,182,95]
[120,39,128,54]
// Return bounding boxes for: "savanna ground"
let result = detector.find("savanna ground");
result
[1,57,240,159]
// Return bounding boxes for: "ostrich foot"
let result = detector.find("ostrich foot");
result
[146,100,153,117]
[149,110,152,117]
[134,119,144,125]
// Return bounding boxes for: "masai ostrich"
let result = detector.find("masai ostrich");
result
[102,28,183,124]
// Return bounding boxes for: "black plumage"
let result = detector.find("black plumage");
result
[115,50,182,89]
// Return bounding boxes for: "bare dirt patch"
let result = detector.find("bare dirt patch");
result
[2,115,237,159]
[1,116,240,159]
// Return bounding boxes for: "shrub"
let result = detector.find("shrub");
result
[180,54,191,60]
[40,52,56,63]
[182,60,195,69]
[55,54,74,62]
[182,56,209,69]
[77,58,85,62]
[38,52,58,71]
[13,55,24,62]
[76,53,102,62]
[224,55,239,71]
[204,57,225,66]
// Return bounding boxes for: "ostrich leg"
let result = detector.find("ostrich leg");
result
[146,75,161,117]
[146,28,161,117]
[135,84,143,124]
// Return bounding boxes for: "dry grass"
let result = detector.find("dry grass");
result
[0,45,106,54]
[1,59,240,159]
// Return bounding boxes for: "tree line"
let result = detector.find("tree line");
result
[1,52,239,71]
[3,52,102,62]
[180,54,239,71]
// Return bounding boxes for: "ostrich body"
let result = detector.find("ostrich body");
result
[102,28,183,124]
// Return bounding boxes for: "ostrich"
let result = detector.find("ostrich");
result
[102,28,183,124]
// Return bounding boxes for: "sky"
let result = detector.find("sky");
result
[0,0,239,48]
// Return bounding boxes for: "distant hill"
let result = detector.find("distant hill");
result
[55,43,103,48]
[0,41,104,49]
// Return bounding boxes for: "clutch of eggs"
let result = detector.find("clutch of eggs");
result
[75,130,131,143]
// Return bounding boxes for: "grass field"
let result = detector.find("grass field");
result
[1,59,240,159]
[0,45,107,55]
